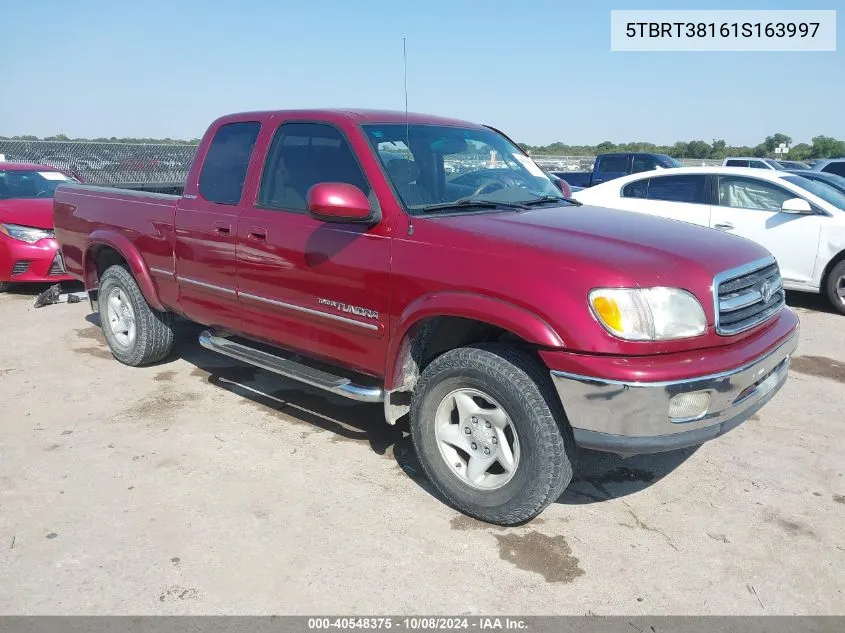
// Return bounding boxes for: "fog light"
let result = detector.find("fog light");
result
[669,392,711,422]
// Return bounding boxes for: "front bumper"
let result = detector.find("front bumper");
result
[0,236,72,284]
[550,328,799,456]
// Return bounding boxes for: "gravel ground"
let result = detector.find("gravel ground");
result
[0,284,843,615]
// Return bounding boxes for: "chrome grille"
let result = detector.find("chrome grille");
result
[11,260,30,276]
[715,258,784,335]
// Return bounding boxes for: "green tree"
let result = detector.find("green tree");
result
[789,143,812,160]
[763,133,792,154]
[809,135,845,158]
[667,142,689,158]
[685,140,711,159]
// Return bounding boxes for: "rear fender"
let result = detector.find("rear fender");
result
[85,230,165,311]
[384,291,564,391]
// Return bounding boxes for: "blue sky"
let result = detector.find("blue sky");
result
[2,0,842,145]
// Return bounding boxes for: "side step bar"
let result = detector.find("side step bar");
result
[198,330,384,403]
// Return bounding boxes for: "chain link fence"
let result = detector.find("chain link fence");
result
[0,140,196,190]
[0,140,725,189]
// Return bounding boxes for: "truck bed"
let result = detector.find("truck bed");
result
[53,184,179,289]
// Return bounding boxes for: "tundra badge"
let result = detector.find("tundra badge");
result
[318,298,379,320]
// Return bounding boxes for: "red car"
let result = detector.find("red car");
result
[0,162,77,292]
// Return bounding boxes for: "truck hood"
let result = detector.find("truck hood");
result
[434,203,769,286]
[0,198,55,230]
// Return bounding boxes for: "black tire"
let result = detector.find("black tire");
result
[824,260,845,316]
[98,264,174,366]
[410,343,575,525]
[0,281,9,293]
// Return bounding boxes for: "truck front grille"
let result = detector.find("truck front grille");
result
[11,260,30,276]
[715,258,784,335]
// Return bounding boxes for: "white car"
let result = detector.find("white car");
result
[722,157,784,170]
[572,166,845,314]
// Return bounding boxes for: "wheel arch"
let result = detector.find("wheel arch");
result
[84,231,166,311]
[382,293,565,424]
[821,248,845,288]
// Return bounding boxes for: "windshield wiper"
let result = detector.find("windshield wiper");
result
[417,198,530,213]
[521,196,583,207]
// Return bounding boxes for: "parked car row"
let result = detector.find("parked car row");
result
[720,157,844,173]
[548,153,836,192]
[551,152,684,188]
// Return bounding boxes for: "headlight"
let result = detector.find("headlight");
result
[589,287,706,341]
[0,223,54,244]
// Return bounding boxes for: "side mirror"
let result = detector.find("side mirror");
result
[551,176,571,197]
[306,183,377,224]
[781,197,813,214]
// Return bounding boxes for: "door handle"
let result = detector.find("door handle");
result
[213,222,231,235]
[248,226,267,241]
[714,222,735,230]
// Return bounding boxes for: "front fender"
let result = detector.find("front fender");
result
[86,230,166,312]
[384,291,565,390]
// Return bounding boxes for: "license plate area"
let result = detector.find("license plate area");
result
[733,357,789,406]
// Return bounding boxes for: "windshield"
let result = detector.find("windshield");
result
[786,175,845,210]
[656,155,684,168]
[362,124,566,214]
[764,159,785,170]
[0,169,77,200]
[803,173,845,194]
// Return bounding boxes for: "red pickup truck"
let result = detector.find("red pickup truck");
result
[54,109,799,525]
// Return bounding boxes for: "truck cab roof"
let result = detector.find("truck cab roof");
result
[211,109,487,130]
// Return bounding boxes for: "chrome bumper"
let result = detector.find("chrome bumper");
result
[550,331,799,456]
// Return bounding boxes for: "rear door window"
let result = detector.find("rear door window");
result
[198,121,261,205]
[632,155,659,173]
[725,159,748,167]
[596,155,629,174]
[646,175,708,203]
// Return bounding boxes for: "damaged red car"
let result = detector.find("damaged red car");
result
[0,162,77,292]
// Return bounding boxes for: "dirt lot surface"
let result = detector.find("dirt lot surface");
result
[1,285,843,615]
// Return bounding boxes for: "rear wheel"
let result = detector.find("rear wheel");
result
[98,264,174,365]
[410,344,575,525]
[824,260,845,316]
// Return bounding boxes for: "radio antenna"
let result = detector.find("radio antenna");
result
[403,37,409,126]
[403,37,414,236]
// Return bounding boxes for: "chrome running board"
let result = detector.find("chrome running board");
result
[198,330,384,403]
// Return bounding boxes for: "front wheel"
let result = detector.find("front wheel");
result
[825,260,845,315]
[98,264,174,366]
[410,344,575,525]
